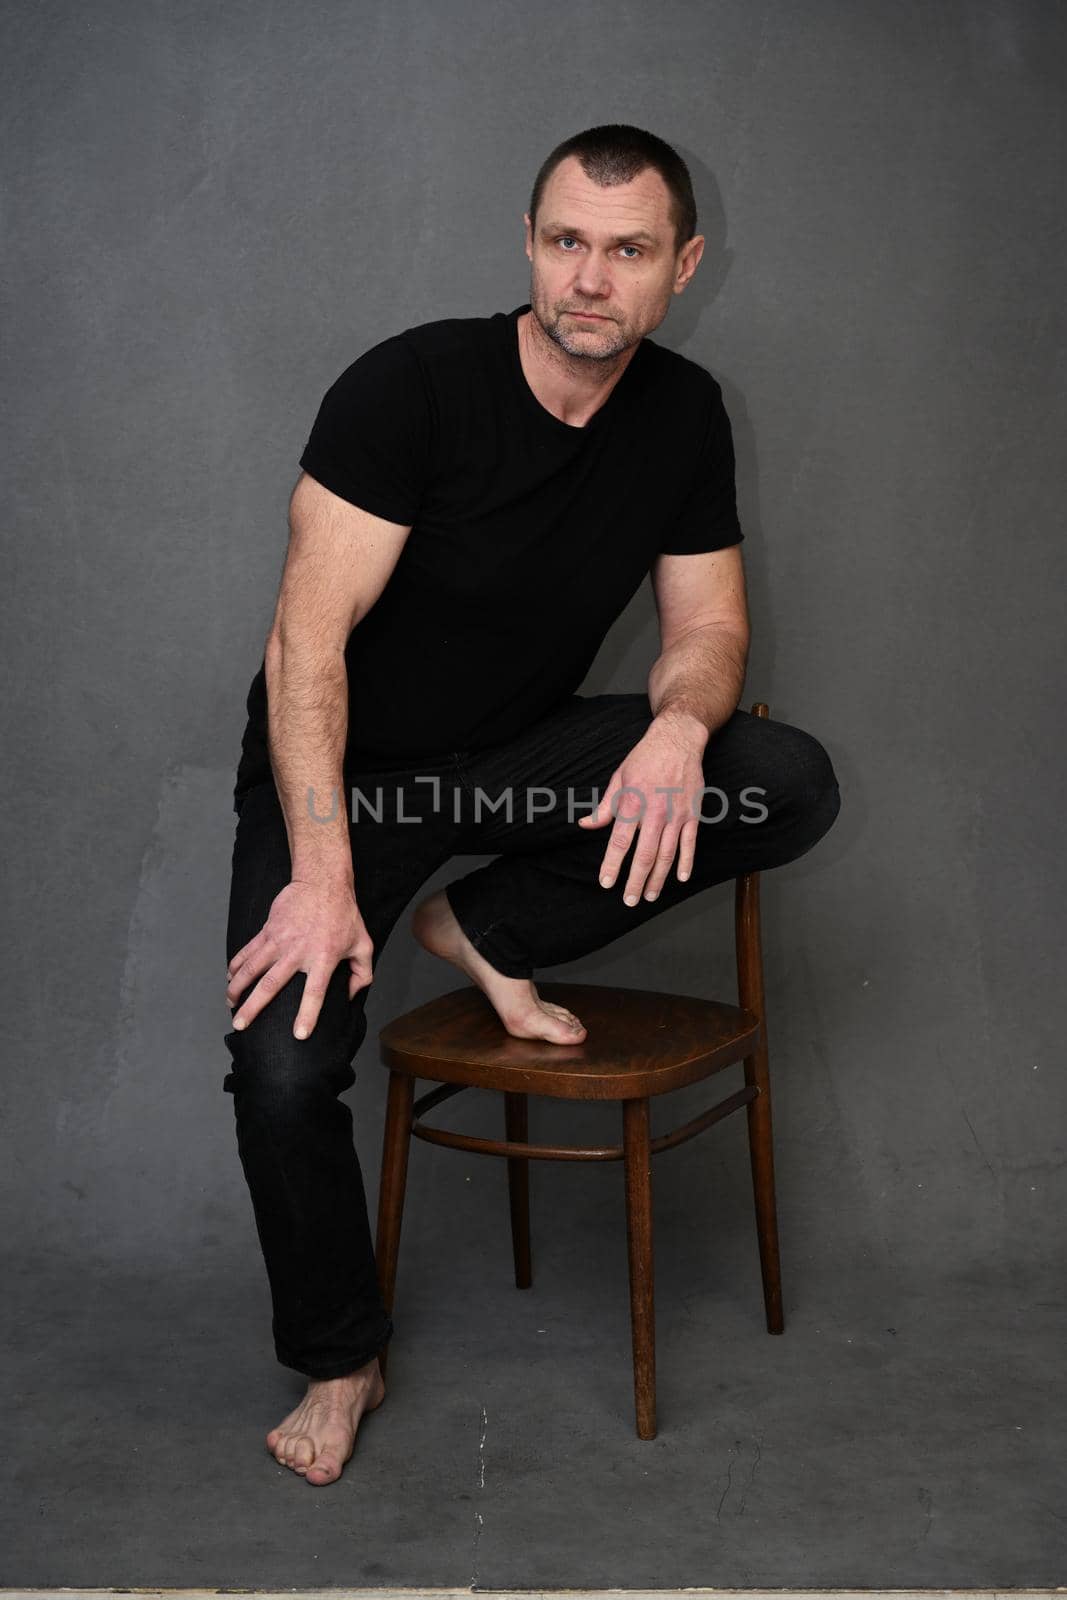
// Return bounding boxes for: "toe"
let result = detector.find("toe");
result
[306,1451,343,1484]
[274,1434,304,1469]
[547,1005,585,1034]
[539,1015,585,1043]
[501,1002,586,1044]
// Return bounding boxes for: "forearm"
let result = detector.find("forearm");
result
[647,623,749,749]
[265,629,354,888]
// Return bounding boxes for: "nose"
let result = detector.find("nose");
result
[572,252,613,300]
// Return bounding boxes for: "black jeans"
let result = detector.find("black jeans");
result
[223,691,841,1380]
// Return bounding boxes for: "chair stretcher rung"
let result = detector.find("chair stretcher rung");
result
[409,1083,759,1161]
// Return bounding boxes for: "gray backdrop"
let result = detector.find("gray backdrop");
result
[3,0,1065,1588]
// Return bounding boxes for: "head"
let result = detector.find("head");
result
[524,124,704,362]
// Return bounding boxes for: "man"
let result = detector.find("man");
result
[224,123,841,1486]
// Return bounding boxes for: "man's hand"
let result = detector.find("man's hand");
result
[226,878,375,1038]
[577,714,709,904]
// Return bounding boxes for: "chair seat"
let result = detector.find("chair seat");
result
[379,981,760,1100]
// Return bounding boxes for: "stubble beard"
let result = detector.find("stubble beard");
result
[538,302,633,363]
[526,273,633,362]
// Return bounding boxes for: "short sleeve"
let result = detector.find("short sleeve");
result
[298,334,432,526]
[659,382,744,554]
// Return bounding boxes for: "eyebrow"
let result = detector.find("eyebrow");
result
[539,222,659,246]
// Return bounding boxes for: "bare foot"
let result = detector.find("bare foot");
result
[265,1354,386,1486]
[411,889,587,1045]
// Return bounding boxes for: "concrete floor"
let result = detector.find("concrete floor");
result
[3,1125,1065,1590]
[1,1593,1062,1600]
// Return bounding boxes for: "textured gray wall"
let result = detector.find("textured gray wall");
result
[4,0,1064,1307]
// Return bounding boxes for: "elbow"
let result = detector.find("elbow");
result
[266,613,349,661]
[732,615,751,662]
[264,626,287,683]
[262,624,347,699]
[712,610,751,665]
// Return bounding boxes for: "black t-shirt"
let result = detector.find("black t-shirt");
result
[233,302,742,806]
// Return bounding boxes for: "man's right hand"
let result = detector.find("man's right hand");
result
[226,878,375,1039]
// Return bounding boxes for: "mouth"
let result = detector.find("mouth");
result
[567,311,609,321]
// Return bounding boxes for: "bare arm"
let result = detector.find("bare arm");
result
[226,471,413,1038]
[266,469,413,885]
[577,544,751,903]
[646,544,750,749]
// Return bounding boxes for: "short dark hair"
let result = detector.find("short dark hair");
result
[528,124,697,254]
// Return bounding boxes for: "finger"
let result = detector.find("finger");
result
[675,816,700,883]
[227,931,267,982]
[622,822,668,905]
[226,943,275,1005]
[347,952,374,1002]
[579,803,612,829]
[231,956,298,1032]
[293,965,335,1041]
[577,770,621,829]
[639,824,684,902]
[597,814,642,887]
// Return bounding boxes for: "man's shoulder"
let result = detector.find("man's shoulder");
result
[347,310,502,404]
[639,334,725,405]
[393,308,501,362]
[314,310,501,408]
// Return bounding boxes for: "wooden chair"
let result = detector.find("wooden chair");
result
[375,700,782,1439]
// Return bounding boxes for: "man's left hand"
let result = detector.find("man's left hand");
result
[577,715,709,904]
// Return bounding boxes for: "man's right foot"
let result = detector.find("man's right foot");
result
[265,1354,386,1486]
[411,888,587,1044]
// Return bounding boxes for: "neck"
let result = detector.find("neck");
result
[518,309,636,427]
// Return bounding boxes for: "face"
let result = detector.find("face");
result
[524,153,704,362]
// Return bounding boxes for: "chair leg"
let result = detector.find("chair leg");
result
[504,1091,532,1288]
[375,1070,415,1382]
[622,1096,656,1440]
[744,1026,784,1333]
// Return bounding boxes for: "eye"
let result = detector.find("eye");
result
[620,245,641,259]
[558,236,579,251]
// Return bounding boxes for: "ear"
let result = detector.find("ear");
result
[674,233,705,293]
[523,211,533,261]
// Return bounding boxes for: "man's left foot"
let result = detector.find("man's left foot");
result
[265,1356,385,1486]
[411,889,587,1045]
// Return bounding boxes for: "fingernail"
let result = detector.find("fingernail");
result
[234,1017,245,1030]
[600,876,613,888]
[294,1024,307,1040]
[678,871,690,882]
[624,893,638,906]
[645,890,659,901]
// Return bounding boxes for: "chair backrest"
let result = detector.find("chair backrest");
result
[735,701,769,1020]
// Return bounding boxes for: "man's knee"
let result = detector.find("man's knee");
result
[773,719,838,800]
[755,721,841,850]
[221,978,368,1104]
[701,713,840,860]
[717,713,835,799]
